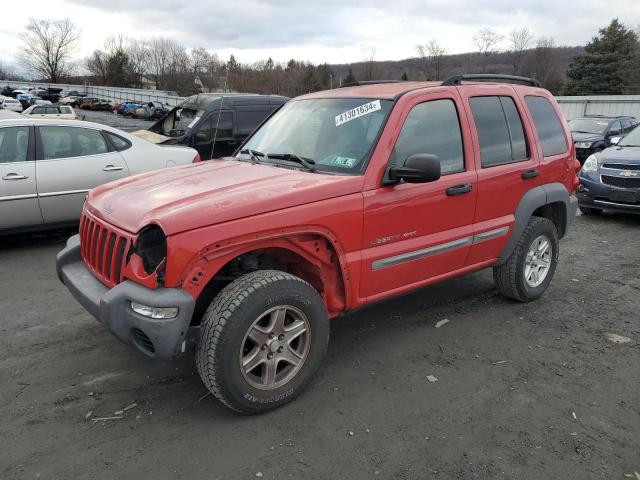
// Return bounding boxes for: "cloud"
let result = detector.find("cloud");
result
[1,0,637,65]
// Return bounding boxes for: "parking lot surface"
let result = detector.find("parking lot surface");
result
[76,109,154,132]
[1,213,638,479]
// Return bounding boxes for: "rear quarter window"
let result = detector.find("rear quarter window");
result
[524,96,567,156]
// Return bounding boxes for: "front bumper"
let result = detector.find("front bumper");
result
[577,176,640,215]
[56,235,197,359]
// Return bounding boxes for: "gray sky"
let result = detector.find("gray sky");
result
[1,0,639,68]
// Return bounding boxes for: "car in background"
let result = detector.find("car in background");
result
[569,115,638,164]
[132,102,170,120]
[59,95,82,105]
[22,104,77,120]
[137,93,288,159]
[80,98,112,111]
[117,102,142,116]
[0,118,201,234]
[577,124,640,215]
[31,98,52,106]
[11,89,27,98]
[1,98,23,112]
[1,86,14,97]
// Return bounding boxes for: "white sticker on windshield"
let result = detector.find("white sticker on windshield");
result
[188,116,201,128]
[335,100,381,127]
[329,156,358,168]
[596,122,608,125]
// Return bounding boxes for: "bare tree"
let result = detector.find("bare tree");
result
[20,18,80,82]
[359,47,380,81]
[473,28,503,73]
[86,50,108,84]
[416,40,447,80]
[509,27,533,74]
[528,37,558,86]
[126,39,150,88]
[147,37,172,89]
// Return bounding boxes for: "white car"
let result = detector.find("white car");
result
[22,104,77,120]
[59,96,80,105]
[1,98,23,112]
[0,118,201,233]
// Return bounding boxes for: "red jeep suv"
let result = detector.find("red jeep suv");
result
[57,74,579,413]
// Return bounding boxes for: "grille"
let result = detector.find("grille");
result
[79,211,132,288]
[601,175,640,189]
[602,163,640,170]
[132,328,155,354]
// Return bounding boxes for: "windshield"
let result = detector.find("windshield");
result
[239,98,393,174]
[619,125,640,146]
[568,118,608,135]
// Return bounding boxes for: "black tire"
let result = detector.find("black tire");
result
[493,216,559,302]
[196,270,329,414]
[579,206,602,215]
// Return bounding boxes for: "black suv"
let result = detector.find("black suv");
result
[144,93,288,159]
[569,115,638,163]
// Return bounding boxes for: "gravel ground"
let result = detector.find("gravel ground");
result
[76,109,154,132]
[0,212,639,480]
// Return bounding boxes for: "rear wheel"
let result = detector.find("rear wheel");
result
[579,206,602,215]
[196,270,329,414]
[493,217,559,302]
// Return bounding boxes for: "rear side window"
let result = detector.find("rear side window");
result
[393,99,464,174]
[524,96,567,156]
[470,96,528,167]
[40,126,109,159]
[105,132,132,151]
[0,126,29,163]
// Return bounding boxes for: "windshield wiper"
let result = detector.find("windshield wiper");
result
[239,148,265,164]
[266,153,316,172]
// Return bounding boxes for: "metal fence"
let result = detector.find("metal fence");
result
[555,95,640,121]
[0,80,186,106]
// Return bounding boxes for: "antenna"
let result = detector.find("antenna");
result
[209,66,229,160]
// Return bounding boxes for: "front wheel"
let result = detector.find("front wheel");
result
[196,270,329,414]
[493,217,559,302]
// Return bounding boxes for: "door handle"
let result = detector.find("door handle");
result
[2,173,28,180]
[446,184,472,196]
[102,165,124,172]
[522,169,539,179]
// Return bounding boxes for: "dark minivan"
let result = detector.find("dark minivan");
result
[138,93,288,159]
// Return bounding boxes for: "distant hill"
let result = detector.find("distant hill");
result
[330,46,585,94]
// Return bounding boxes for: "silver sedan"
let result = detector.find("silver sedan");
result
[0,118,200,234]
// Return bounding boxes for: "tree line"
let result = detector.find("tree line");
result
[11,17,640,97]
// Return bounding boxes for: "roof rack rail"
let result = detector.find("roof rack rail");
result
[339,80,404,88]
[442,74,542,88]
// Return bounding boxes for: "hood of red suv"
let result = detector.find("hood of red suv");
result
[86,159,364,235]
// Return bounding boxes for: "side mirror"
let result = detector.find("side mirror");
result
[388,154,441,184]
[610,136,622,145]
[193,130,210,145]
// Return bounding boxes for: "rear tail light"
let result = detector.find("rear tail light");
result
[192,152,202,163]
[572,158,581,191]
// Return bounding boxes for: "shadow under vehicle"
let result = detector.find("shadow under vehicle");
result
[133,93,288,160]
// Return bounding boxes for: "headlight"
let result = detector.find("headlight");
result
[575,141,593,149]
[130,302,178,319]
[581,154,598,173]
[136,225,167,274]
